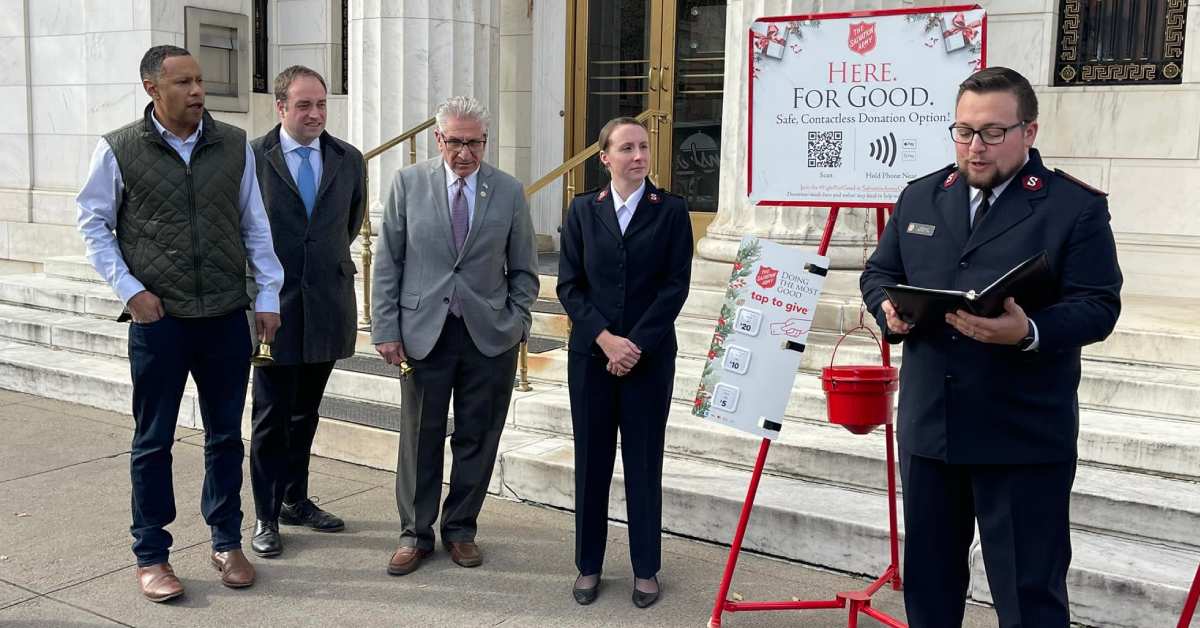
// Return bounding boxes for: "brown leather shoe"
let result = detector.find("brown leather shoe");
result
[387,546,431,576]
[443,541,482,568]
[210,549,255,588]
[135,562,183,602]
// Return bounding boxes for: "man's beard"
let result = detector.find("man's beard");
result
[959,158,1021,190]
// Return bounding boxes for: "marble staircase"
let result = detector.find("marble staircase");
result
[0,255,1195,627]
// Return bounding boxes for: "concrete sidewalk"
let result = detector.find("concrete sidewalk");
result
[0,389,997,627]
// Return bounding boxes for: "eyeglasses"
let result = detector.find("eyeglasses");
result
[439,135,487,153]
[948,122,1026,145]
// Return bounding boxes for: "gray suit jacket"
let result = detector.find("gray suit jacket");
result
[252,125,365,365]
[370,157,538,359]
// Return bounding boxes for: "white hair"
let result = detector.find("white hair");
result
[435,96,490,133]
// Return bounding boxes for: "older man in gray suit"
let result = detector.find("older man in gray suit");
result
[372,96,538,576]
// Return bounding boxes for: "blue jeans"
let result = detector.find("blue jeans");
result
[127,309,252,566]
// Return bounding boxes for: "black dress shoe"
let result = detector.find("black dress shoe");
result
[280,498,345,532]
[632,576,660,609]
[251,520,281,558]
[573,573,601,605]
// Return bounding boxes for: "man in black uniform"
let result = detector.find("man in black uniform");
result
[860,67,1122,627]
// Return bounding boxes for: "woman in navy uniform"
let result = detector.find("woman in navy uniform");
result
[557,117,693,608]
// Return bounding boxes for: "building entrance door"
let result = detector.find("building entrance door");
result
[567,0,726,242]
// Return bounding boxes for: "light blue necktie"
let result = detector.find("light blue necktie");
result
[295,146,316,217]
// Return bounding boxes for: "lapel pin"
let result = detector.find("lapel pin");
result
[597,189,608,201]
[649,192,660,203]
[943,172,958,188]
[1022,175,1043,191]
[480,191,487,198]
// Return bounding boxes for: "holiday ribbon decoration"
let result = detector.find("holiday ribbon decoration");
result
[752,23,788,59]
[943,11,981,45]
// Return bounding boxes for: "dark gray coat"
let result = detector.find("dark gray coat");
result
[251,125,365,365]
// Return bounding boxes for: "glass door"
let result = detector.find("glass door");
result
[667,0,726,213]
[566,0,726,226]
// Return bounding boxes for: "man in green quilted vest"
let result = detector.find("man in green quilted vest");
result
[75,45,284,602]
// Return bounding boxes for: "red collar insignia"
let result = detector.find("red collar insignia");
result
[1022,174,1043,191]
[943,172,958,188]
[596,189,608,202]
[648,192,661,204]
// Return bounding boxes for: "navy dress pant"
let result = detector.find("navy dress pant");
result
[127,310,252,566]
[900,452,1076,628]
[569,350,673,580]
[250,361,335,521]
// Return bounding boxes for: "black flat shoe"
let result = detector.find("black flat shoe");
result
[280,498,345,532]
[251,520,282,558]
[573,573,601,605]
[632,576,660,609]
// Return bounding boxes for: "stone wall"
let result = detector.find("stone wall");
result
[0,0,348,272]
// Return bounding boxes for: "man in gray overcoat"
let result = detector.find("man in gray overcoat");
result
[372,95,539,576]
[248,66,365,557]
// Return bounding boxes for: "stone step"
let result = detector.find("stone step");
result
[0,340,204,428]
[511,388,1200,546]
[500,435,1197,628]
[0,318,1193,627]
[43,256,103,283]
[529,277,1200,370]
[309,410,554,499]
[971,529,1199,628]
[11,284,1185,424]
[0,274,123,318]
[13,263,1200,375]
[12,297,1196,484]
[526,345,1200,425]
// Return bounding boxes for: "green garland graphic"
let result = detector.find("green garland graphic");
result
[693,238,762,417]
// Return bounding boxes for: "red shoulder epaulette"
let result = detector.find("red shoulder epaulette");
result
[1054,168,1107,196]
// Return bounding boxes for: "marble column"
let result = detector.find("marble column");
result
[349,0,500,217]
[700,0,907,269]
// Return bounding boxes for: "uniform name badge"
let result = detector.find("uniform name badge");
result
[907,222,936,237]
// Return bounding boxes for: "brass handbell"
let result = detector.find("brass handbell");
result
[251,343,275,367]
[398,360,413,377]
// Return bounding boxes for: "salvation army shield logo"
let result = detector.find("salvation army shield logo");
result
[848,21,877,56]
[756,265,779,289]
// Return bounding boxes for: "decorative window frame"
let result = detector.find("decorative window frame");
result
[1053,0,1188,86]
[185,6,252,112]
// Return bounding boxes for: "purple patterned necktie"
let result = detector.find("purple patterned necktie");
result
[449,177,469,316]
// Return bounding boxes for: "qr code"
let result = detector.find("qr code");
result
[807,130,843,168]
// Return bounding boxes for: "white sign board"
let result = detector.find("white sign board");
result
[748,6,986,205]
[692,237,829,440]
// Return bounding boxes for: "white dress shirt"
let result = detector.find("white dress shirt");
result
[75,112,284,313]
[966,154,1038,351]
[279,126,323,189]
[444,161,479,228]
[609,180,646,234]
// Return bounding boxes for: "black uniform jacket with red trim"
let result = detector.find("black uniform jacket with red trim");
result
[556,178,694,358]
[860,148,1122,464]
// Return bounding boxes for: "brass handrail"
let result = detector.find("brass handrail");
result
[364,118,436,162]
[525,109,668,200]
[359,116,436,330]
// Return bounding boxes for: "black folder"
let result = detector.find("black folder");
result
[880,251,1054,328]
